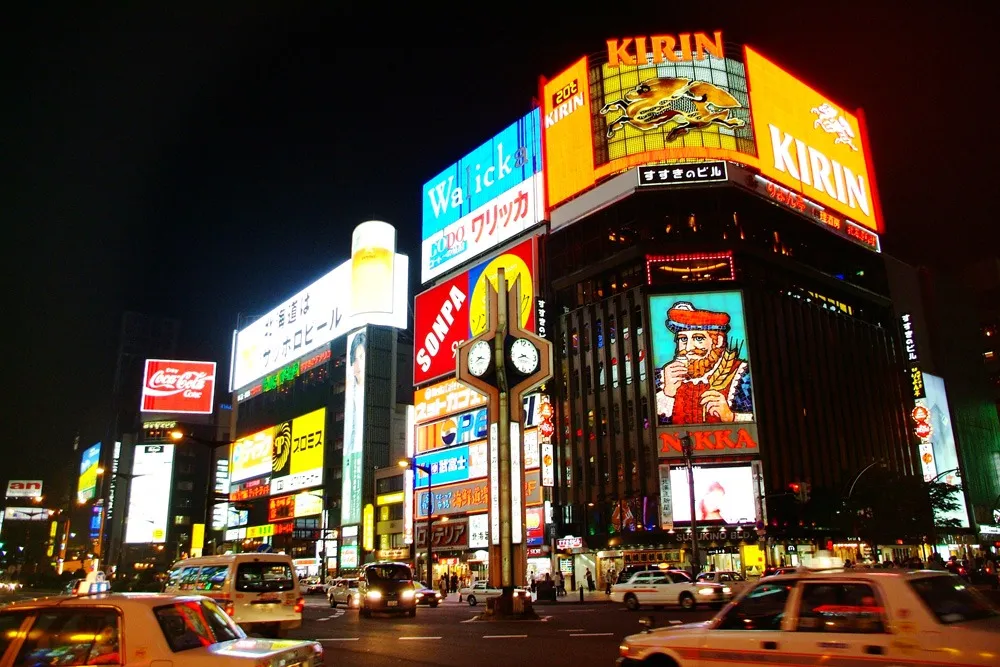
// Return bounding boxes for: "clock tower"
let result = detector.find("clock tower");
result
[455,267,552,606]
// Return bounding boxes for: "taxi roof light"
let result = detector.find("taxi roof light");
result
[74,570,110,596]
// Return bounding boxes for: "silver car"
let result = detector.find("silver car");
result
[327,578,360,608]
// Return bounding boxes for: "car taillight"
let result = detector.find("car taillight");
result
[294,597,305,614]
[223,602,235,617]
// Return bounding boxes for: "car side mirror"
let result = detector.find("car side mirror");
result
[639,616,655,633]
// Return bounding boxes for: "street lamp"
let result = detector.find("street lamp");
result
[399,458,433,585]
[680,433,700,577]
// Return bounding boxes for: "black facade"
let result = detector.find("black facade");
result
[547,181,912,551]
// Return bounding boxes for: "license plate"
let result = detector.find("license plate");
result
[387,601,398,607]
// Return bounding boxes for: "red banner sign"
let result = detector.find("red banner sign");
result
[141,359,216,414]
[657,425,760,458]
[413,237,537,385]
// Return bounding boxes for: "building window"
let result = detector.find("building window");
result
[598,361,606,387]
[176,481,194,491]
[571,328,579,353]
[174,515,191,526]
[600,407,608,436]
[583,322,591,351]
[609,314,617,344]
[584,367,592,394]
[596,319,604,349]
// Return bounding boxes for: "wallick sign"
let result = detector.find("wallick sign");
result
[658,424,759,458]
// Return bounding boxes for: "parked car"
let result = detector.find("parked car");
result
[611,568,731,611]
[0,574,323,666]
[358,562,416,618]
[164,553,303,637]
[300,577,326,595]
[763,566,799,577]
[458,580,531,606]
[412,581,442,607]
[695,570,750,595]
[327,578,360,608]
[617,569,1000,667]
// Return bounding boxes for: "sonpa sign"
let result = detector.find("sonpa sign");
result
[414,236,537,384]
[5,480,43,498]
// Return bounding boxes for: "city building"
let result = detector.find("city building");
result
[410,33,975,589]
[224,221,412,579]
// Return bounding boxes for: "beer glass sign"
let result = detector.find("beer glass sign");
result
[351,220,395,316]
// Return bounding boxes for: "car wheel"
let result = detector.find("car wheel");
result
[329,597,337,608]
[624,594,640,611]
[468,595,477,606]
[679,593,696,610]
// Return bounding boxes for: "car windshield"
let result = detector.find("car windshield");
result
[348,580,359,589]
[367,565,411,581]
[235,562,295,592]
[155,599,244,652]
[908,575,999,624]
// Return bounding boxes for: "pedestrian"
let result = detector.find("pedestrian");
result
[450,573,458,593]
[586,568,595,592]
[439,576,448,598]
[554,570,565,596]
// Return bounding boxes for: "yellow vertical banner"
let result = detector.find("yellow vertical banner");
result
[363,504,375,552]
[191,523,205,558]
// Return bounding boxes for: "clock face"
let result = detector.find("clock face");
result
[468,340,492,377]
[510,338,539,375]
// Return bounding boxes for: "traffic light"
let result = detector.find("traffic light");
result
[788,482,801,501]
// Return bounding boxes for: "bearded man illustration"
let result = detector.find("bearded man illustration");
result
[655,301,753,425]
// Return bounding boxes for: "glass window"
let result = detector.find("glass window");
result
[908,575,999,624]
[13,609,121,666]
[235,562,294,592]
[193,565,229,592]
[365,564,412,582]
[155,600,242,652]
[0,611,30,656]
[796,582,886,633]
[168,566,202,591]
[716,581,793,631]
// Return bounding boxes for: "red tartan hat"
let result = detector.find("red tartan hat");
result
[665,302,730,333]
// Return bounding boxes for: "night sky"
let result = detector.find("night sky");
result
[3,4,993,484]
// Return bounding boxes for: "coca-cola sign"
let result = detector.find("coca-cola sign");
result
[141,359,217,414]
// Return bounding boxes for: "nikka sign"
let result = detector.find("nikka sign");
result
[657,423,759,459]
[141,359,217,415]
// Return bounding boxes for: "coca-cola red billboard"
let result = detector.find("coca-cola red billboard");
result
[141,359,216,414]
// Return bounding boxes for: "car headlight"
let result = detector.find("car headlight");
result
[366,590,382,600]
[401,589,415,600]
[434,592,441,598]
[415,592,424,598]
[722,586,732,594]
[619,643,632,658]
[698,587,715,595]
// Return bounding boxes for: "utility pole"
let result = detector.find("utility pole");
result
[681,433,699,577]
[455,268,552,615]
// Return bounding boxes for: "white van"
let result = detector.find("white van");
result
[165,553,303,637]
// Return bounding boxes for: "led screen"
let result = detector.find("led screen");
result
[920,374,970,528]
[341,329,367,526]
[124,444,175,543]
[669,464,756,525]
[77,443,102,503]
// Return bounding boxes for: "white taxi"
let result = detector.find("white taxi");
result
[617,568,1000,666]
[459,581,531,606]
[0,575,323,666]
[611,569,731,611]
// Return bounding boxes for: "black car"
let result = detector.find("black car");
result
[358,562,417,618]
[412,581,442,607]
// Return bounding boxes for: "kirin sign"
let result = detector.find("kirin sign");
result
[414,236,537,385]
[140,359,217,414]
